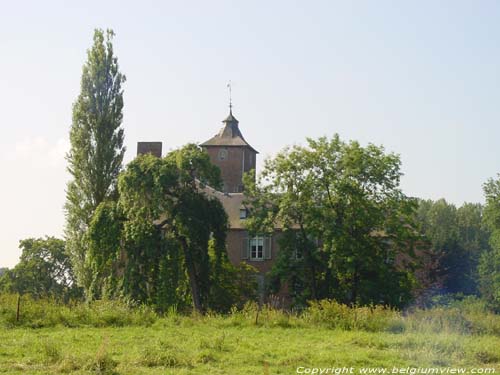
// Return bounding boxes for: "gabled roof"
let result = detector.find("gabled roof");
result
[200,110,259,153]
[202,185,247,229]
[201,183,285,230]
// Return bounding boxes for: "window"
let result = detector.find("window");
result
[241,236,272,261]
[218,149,228,161]
[250,237,264,260]
[239,207,247,219]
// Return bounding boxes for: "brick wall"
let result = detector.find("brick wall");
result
[204,146,256,193]
[137,142,162,157]
[226,229,282,274]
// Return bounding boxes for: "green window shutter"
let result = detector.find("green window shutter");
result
[241,237,249,260]
[264,236,272,260]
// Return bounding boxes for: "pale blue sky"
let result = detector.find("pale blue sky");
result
[1,1,499,267]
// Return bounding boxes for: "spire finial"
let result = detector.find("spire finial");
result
[227,81,233,114]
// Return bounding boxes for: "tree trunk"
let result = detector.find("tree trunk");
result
[180,237,203,313]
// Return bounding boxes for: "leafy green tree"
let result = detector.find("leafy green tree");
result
[244,135,418,308]
[416,199,489,296]
[0,237,82,300]
[457,203,489,293]
[65,29,126,296]
[117,145,227,311]
[479,176,500,311]
[86,201,124,299]
[87,145,249,312]
[207,242,258,312]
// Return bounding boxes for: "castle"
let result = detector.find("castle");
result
[136,107,432,304]
[137,107,280,287]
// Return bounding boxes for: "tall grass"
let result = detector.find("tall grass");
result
[303,300,402,332]
[404,305,500,335]
[0,293,157,328]
[1,293,499,335]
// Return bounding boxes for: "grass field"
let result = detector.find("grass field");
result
[0,296,499,374]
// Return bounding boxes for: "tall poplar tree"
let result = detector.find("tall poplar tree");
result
[65,29,126,296]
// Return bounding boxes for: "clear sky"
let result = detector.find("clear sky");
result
[1,1,499,267]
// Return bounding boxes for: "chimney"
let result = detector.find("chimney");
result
[137,142,162,158]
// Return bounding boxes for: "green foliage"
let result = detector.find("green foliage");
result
[116,146,228,312]
[479,175,500,311]
[404,298,500,336]
[1,296,499,372]
[0,237,81,300]
[65,28,126,296]
[478,250,500,311]
[0,293,156,328]
[2,293,500,337]
[302,300,404,332]
[85,145,252,313]
[208,259,258,312]
[416,199,489,297]
[87,201,124,299]
[245,134,418,307]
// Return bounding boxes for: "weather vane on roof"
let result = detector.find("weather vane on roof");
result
[227,81,233,112]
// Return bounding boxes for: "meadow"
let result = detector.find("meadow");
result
[0,295,499,375]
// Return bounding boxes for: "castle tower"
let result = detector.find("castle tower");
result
[200,109,258,193]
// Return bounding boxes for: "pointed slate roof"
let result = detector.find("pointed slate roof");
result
[200,110,259,153]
